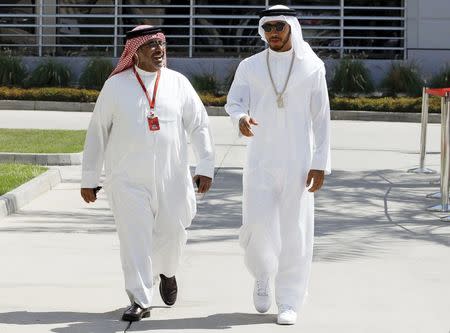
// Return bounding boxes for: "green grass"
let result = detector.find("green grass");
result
[0,163,47,196]
[0,129,86,153]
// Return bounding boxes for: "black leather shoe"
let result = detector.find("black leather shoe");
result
[121,302,150,321]
[159,274,178,306]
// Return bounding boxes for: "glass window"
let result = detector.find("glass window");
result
[0,0,406,59]
[0,1,37,56]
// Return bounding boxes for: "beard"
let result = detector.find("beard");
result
[269,30,291,51]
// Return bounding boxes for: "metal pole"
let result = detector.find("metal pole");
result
[442,95,450,222]
[427,94,448,196]
[441,93,450,210]
[340,0,344,59]
[408,87,436,173]
[403,0,407,60]
[189,0,194,58]
[113,0,118,58]
[38,0,43,57]
[429,93,450,212]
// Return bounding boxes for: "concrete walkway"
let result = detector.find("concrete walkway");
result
[0,111,449,332]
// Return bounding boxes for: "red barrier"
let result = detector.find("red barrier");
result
[426,88,450,97]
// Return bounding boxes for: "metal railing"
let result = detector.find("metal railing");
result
[0,1,406,59]
[409,87,450,221]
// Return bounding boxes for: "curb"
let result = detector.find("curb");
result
[0,168,62,220]
[0,152,83,165]
[330,110,441,123]
[207,107,442,123]
[206,106,226,116]
[0,100,94,112]
[0,100,442,123]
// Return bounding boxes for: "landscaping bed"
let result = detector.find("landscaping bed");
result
[0,86,442,113]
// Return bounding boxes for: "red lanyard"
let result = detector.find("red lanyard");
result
[133,66,161,112]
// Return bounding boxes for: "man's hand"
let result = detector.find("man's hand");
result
[81,188,97,203]
[239,115,258,137]
[306,170,325,193]
[193,175,212,194]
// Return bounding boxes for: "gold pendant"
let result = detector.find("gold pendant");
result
[277,94,284,108]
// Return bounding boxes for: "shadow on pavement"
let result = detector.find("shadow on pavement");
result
[0,168,448,261]
[190,168,243,231]
[313,169,450,261]
[0,310,275,332]
[0,309,126,332]
[0,207,115,233]
[128,312,277,331]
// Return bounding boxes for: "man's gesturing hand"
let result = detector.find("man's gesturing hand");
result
[306,170,325,193]
[81,188,97,203]
[193,175,212,194]
[239,115,258,137]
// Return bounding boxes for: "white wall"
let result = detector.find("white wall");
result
[406,0,450,74]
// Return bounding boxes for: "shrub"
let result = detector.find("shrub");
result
[27,59,72,87]
[199,93,227,106]
[331,96,441,113]
[381,63,423,96]
[222,63,239,94]
[191,73,220,94]
[429,65,450,88]
[330,59,374,95]
[0,87,98,103]
[0,86,443,113]
[79,58,114,89]
[0,55,27,87]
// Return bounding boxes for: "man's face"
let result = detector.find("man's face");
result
[136,39,166,71]
[262,20,291,51]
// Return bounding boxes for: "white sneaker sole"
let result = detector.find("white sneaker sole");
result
[277,318,296,325]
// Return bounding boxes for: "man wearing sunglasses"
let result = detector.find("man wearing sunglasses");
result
[81,25,215,322]
[225,5,331,325]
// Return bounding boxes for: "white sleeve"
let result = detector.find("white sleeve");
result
[310,66,331,174]
[182,77,215,179]
[81,79,115,188]
[225,61,251,129]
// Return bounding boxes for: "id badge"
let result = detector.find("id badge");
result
[147,115,160,131]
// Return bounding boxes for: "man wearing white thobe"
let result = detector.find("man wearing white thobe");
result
[225,5,331,325]
[80,26,215,321]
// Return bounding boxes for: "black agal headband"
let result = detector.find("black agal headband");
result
[258,8,297,18]
[125,27,163,40]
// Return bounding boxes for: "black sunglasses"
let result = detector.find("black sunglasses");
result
[262,21,287,33]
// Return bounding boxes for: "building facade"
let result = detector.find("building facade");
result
[0,0,449,81]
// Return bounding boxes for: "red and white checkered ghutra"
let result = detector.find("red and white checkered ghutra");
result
[109,25,166,78]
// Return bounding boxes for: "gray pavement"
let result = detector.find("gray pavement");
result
[0,111,449,332]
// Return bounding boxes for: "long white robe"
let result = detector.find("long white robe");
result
[225,47,331,310]
[81,66,215,308]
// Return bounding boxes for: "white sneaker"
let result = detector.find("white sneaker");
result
[253,278,271,313]
[277,305,297,325]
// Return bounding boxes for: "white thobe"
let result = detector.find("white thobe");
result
[225,47,331,310]
[81,66,215,308]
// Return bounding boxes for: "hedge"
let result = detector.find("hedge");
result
[0,87,98,103]
[0,87,228,106]
[331,96,441,113]
[0,86,442,112]
[198,93,227,106]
